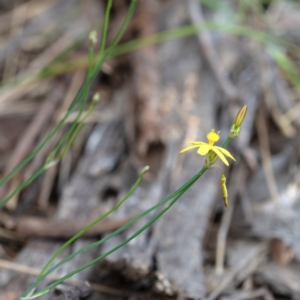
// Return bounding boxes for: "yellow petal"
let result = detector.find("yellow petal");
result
[212,147,229,166]
[180,145,199,153]
[197,144,211,156]
[189,141,206,145]
[215,146,236,161]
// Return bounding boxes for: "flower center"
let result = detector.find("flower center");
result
[207,129,220,146]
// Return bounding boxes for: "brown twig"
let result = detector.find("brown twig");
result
[256,106,279,204]
[37,163,58,211]
[0,0,58,35]
[1,83,64,210]
[0,258,130,296]
[15,215,134,238]
[258,52,296,138]
[207,243,268,300]
[188,0,240,103]
[24,70,85,212]
[0,227,25,242]
[5,84,63,174]
[226,288,275,300]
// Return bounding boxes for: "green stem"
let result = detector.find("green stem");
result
[50,0,137,159]
[18,167,207,296]
[22,133,234,296]
[0,167,46,207]
[88,46,94,75]
[90,0,137,80]
[0,86,91,207]
[20,167,207,299]
[99,0,113,58]
[223,137,231,148]
[0,89,82,188]
[0,0,135,189]
[55,99,97,162]
[37,166,150,281]
[46,84,89,164]
[0,0,137,208]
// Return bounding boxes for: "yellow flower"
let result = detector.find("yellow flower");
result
[180,129,235,166]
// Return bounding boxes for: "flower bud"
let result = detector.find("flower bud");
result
[140,166,150,176]
[88,30,97,47]
[234,105,247,127]
[220,174,228,208]
[229,105,247,138]
[92,92,100,103]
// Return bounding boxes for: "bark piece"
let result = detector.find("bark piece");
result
[188,0,240,103]
[127,0,163,156]
[270,238,294,266]
[101,1,223,298]
[206,241,268,300]
[254,262,300,298]
[247,153,300,260]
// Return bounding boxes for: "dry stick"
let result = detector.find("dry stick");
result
[0,227,25,242]
[0,82,42,108]
[256,107,279,204]
[0,259,129,296]
[207,243,268,300]
[31,71,85,211]
[58,152,71,194]
[0,212,15,229]
[2,85,63,210]
[283,102,300,125]
[0,0,58,34]
[5,86,63,174]
[0,102,38,117]
[258,51,296,138]
[129,0,163,156]
[0,0,74,66]
[215,165,246,275]
[55,70,86,122]
[21,130,62,206]
[37,163,57,211]
[188,0,240,102]
[5,175,21,211]
[15,215,134,238]
[52,70,83,193]
[0,22,87,106]
[228,288,275,300]
[2,1,28,83]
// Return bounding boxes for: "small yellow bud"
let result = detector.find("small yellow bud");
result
[229,105,247,138]
[234,105,247,128]
[89,30,97,47]
[220,174,228,208]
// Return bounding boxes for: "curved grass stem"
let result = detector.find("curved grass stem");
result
[99,0,113,58]
[20,166,207,299]
[20,137,232,298]
[37,165,150,282]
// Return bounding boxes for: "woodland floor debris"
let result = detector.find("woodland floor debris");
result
[1,0,300,299]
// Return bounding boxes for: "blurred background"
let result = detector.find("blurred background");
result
[0,0,300,299]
